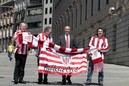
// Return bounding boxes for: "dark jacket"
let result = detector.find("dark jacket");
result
[58,34,78,48]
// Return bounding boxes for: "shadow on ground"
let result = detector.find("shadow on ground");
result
[11,81,85,86]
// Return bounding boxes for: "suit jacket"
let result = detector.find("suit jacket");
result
[58,34,78,48]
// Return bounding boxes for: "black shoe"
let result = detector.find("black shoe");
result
[38,81,42,84]
[85,83,91,85]
[14,81,18,84]
[67,78,72,84]
[85,81,91,85]
[19,81,26,84]
[62,81,66,85]
[62,79,66,85]
[38,79,42,84]
[43,80,48,84]
[99,83,103,86]
[43,81,48,84]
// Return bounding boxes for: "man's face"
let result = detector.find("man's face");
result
[64,26,70,34]
[20,23,27,32]
[46,29,52,36]
[97,29,104,38]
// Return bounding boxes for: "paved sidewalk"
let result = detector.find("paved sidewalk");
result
[0,53,129,86]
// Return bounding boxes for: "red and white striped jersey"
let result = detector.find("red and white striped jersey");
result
[36,32,53,56]
[37,32,53,43]
[14,30,29,55]
[88,35,109,59]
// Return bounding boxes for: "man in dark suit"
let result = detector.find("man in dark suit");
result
[58,26,78,85]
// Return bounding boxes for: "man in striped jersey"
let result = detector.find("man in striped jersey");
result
[36,26,53,84]
[86,28,109,86]
[12,22,29,84]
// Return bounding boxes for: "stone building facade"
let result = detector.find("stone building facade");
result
[0,0,15,52]
[52,0,129,66]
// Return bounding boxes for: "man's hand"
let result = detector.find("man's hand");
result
[18,30,22,35]
[97,48,100,50]
[96,48,101,52]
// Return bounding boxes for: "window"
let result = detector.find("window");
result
[49,7,52,14]
[87,34,92,46]
[46,0,48,4]
[19,14,21,20]
[27,8,42,16]
[85,0,87,20]
[83,39,85,48]
[50,0,52,3]
[104,28,106,37]
[128,27,129,48]
[91,0,93,16]
[0,39,1,45]
[98,0,100,11]
[64,15,67,25]
[71,12,73,29]
[112,24,117,52]
[80,4,82,24]
[75,9,77,27]
[89,36,91,41]
[45,18,47,24]
[45,8,48,14]
[28,22,42,29]
[49,18,52,24]
[67,13,70,26]
[30,0,42,5]
[106,0,109,4]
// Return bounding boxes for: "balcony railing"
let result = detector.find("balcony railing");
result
[0,0,14,5]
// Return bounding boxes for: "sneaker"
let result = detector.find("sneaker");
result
[9,58,12,61]
[99,83,103,86]
[85,81,91,85]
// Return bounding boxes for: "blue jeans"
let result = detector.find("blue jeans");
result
[8,51,12,59]
[86,56,104,84]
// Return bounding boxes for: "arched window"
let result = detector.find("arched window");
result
[22,2,26,9]
[17,4,20,11]
[19,3,22,11]
[15,4,18,12]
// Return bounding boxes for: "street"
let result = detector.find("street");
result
[0,53,129,86]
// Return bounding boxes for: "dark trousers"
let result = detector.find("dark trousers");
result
[8,51,12,59]
[62,75,71,82]
[14,53,27,82]
[86,56,104,83]
[37,57,48,82]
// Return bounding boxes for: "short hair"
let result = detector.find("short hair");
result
[64,26,71,29]
[44,26,52,32]
[97,27,105,32]
[19,22,27,28]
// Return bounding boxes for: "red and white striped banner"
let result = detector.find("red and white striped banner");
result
[38,48,87,76]
[22,33,88,75]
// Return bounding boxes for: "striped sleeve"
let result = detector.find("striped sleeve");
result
[88,36,96,49]
[100,38,109,52]
[28,35,44,48]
